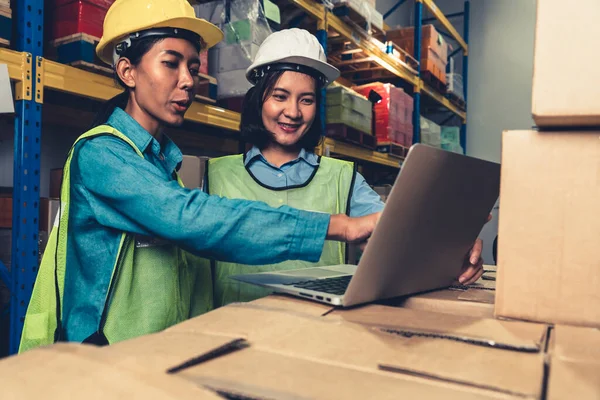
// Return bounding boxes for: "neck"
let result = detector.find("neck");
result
[261,143,301,168]
[125,96,163,141]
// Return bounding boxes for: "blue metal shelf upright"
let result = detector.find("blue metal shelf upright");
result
[7,0,44,355]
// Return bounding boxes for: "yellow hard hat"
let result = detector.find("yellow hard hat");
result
[96,0,223,65]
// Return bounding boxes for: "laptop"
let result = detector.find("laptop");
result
[232,144,501,307]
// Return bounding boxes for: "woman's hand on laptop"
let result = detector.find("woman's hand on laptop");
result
[327,212,382,245]
[458,214,491,284]
[458,238,484,285]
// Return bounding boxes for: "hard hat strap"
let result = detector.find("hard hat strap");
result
[112,27,204,66]
[249,63,328,87]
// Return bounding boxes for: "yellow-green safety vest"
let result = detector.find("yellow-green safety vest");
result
[19,125,212,353]
[207,154,355,307]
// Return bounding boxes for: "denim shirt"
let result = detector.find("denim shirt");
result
[244,146,385,217]
[63,108,329,340]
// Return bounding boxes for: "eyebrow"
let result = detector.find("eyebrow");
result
[272,87,316,97]
[163,49,200,64]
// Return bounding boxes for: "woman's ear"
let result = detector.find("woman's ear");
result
[115,58,136,89]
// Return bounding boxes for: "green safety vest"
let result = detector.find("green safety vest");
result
[19,125,212,353]
[207,154,355,307]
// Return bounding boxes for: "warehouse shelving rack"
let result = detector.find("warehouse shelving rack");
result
[0,0,468,355]
[276,0,468,156]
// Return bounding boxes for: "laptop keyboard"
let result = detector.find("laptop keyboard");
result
[282,275,352,295]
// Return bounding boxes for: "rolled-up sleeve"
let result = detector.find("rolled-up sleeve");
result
[72,137,329,265]
[349,172,385,217]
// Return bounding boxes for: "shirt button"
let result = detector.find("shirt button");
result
[277,173,283,178]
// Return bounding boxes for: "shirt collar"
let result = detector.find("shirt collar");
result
[244,146,320,168]
[107,107,154,153]
[106,107,183,171]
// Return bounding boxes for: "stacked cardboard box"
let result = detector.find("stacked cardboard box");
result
[494,1,600,397]
[387,25,449,85]
[0,299,551,399]
[354,82,413,146]
[178,155,211,189]
[496,0,600,330]
[325,86,372,135]
[195,0,276,100]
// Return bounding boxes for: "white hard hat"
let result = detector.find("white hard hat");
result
[246,28,340,86]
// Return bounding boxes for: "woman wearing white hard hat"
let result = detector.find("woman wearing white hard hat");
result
[19,2,379,353]
[207,28,486,307]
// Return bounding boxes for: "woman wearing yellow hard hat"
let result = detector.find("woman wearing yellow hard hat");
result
[18,0,380,352]
[207,29,486,307]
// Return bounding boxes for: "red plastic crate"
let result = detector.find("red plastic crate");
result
[48,0,114,40]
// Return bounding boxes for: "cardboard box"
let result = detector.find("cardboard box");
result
[392,280,496,318]
[323,305,548,398]
[178,156,210,189]
[249,293,335,317]
[106,323,524,400]
[1,301,551,399]
[532,0,600,127]
[496,130,600,328]
[0,342,221,399]
[547,325,600,400]
[0,194,10,228]
[0,228,10,272]
[39,198,60,234]
[168,302,547,398]
[49,168,63,199]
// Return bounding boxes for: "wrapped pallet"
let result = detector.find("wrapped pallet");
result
[420,116,441,148]
[194,0,278,100]
[325,86,372,135]
[354,82,413,146]
[441,126,463,154]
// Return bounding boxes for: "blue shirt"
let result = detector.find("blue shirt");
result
[64,108,329,341]
[244,146,385,217]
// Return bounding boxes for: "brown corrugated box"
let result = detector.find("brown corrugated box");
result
[0,342,222,399]
[0,194,11,229]
[532,0,600,127]
[178,155,210,189]
[391,267,496,318]
[547,325,600,400]
[49,168,63,199]
[496,130,600,328]
[1,301,549,399]
[170,303,548,399]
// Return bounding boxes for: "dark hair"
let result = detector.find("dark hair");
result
[240,70,324,151]
[89,34,203,128]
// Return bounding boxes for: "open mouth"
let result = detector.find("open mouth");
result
[172,100,191,113]
[278,122,302,132]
